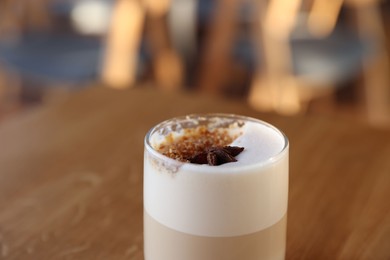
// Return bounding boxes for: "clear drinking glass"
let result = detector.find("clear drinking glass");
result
[144,114,289,260]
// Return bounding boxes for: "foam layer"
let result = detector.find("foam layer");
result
[180,121,286,171]
[144,118,288,237]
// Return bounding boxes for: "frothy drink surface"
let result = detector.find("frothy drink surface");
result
[150,121,285,168]
[227,122,285,166]
[144,116,288,260]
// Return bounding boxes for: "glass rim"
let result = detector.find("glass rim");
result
[144,113,289,172]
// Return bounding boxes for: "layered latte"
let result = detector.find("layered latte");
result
[144,114,289,260]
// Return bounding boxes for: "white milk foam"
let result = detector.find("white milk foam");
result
[144,120,288,237]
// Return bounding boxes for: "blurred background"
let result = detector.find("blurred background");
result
[0,0,389,127]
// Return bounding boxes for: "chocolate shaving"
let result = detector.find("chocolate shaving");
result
[190,146,244,166]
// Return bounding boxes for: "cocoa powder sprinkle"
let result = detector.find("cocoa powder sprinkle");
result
[156,126,244,165]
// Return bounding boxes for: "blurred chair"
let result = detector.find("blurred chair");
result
[248,0,390,126]
[0,0,105,117]
[101,0,184,90]
[0,0,51,116]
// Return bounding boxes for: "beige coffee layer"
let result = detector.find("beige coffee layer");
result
[144,211,287,260]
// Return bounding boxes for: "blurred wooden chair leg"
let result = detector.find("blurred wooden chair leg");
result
[101,0,145,89]
[153,49,184,90]
[249,74,276,112]
[308,0,344,38]
[144,1,184,91]
[102,0,184,90]
[0,0,23,37]
[0,0,51,36]
[197,0,242,95]
[354,3,390,127]
[0,68,22,120]
[249,0,302,114]
[249,74,302,115]
[24,0,51,31]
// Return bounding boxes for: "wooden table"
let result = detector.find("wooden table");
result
[0,86,389,259]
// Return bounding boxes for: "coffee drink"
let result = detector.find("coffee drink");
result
[144,114,289,260]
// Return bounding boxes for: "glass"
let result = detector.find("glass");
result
[144,114,289,260]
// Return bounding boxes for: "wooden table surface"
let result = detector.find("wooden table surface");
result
[0,86,389,260]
